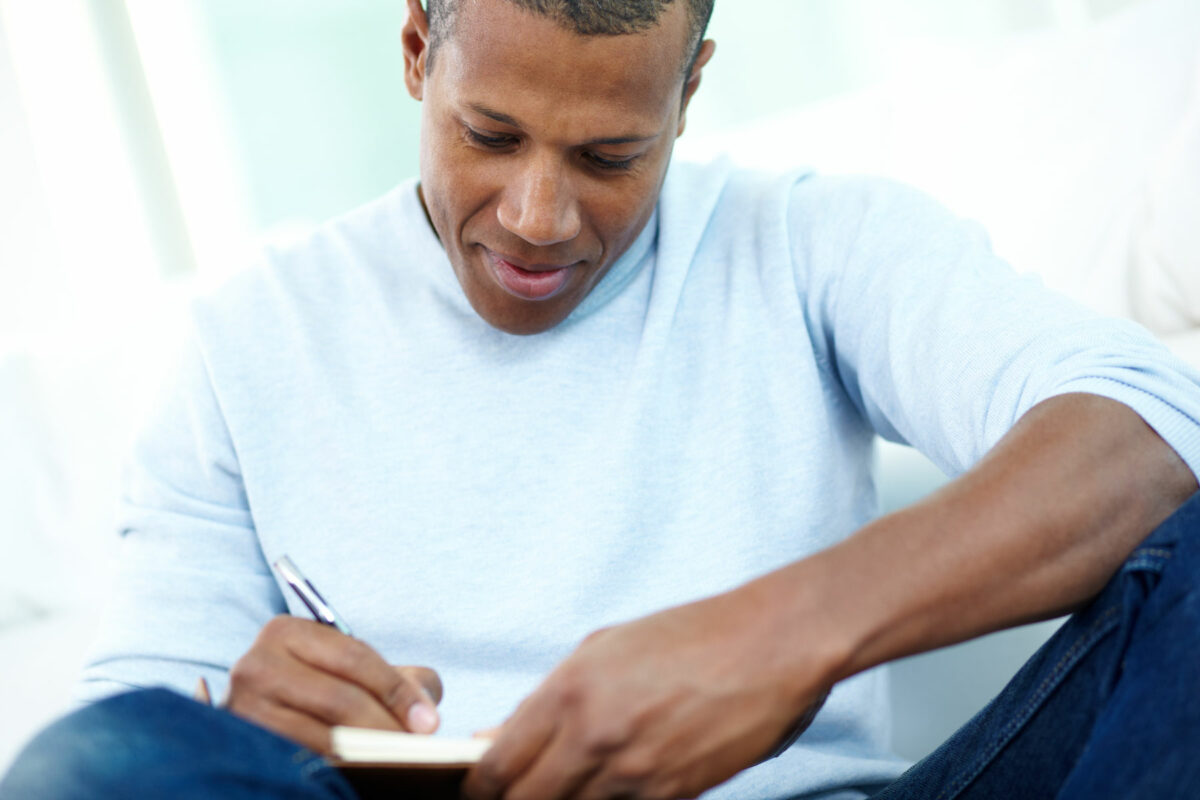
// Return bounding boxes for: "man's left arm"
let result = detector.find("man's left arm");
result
[464,392,1196,800]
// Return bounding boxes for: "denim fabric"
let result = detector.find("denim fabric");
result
[874,490,1200,800]
[2,493,1197,800]
[0,688,356,800]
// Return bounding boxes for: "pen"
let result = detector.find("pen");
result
[194,555,353,707]
[272,554,355,637]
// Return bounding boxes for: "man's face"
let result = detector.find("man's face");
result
[403,0,710,335]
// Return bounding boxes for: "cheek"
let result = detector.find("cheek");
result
[587,175,660,246]
[420,115,458,195]
[420,123,490,239]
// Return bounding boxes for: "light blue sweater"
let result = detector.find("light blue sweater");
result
[81,160,1200,799]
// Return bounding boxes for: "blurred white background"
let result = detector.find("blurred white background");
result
[2,0,1199,775]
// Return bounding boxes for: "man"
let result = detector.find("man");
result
[3,1,1199,798]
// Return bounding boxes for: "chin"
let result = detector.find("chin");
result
[474,296,573,335]
[485,308,568,336]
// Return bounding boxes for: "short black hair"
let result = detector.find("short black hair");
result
[426,0,715,79]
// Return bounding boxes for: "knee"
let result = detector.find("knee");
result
[0,688,204,799]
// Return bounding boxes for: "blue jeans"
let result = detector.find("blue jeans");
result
[3,492,1198,799]
[873,489,1200,800]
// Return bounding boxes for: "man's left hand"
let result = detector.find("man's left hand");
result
[461,585,832,800]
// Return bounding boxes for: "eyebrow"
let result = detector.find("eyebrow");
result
[466,103,658,146]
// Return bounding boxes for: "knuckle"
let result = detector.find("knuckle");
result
[581,718,632,757]
[332,639,374,676]
[311,685,360,723]
[610,751,656,785]
[259,614,295,642]
[550,669,587,710]
[229,651,269,690]
[580,626,609,646]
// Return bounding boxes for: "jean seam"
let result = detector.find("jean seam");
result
[293,750,340,784]
[934,604,1122,800]
[1123,557,1167,573]
[1131,548,1172,560]
[1122,547,1173,573]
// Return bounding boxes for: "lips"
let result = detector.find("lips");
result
[484,249,573,301]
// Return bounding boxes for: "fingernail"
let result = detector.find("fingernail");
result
[407,701,438,733]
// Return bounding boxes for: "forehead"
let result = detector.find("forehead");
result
[432,0,690,137]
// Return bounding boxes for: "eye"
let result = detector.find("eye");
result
[584,152,637,172]
[466,128,516,149]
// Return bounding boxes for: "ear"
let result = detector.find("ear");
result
[677,39,716,137]
[402,0,431,101]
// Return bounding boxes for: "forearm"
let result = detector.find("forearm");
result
[751,393,1198,688]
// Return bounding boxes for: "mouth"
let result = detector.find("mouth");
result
[483,249,576,301]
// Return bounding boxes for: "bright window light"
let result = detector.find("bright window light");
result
[123,0,255,282]
[1,0,159,353]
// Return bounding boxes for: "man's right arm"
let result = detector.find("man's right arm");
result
[82,336,440,752]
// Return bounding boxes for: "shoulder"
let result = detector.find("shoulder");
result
[784,173,995,289]
[662,159,963,249]
[190,181,427,342]
[660,159,983,287]
[659,158,807,233]
[655,159,809,266]
[787,172,966,241]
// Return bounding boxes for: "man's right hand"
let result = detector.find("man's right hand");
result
[225,615,443,754]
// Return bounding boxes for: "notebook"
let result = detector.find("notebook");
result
[331,726,492,767]
[329,727,493,799]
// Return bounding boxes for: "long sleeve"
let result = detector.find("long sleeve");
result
[790,174,1200,480]
[78,334,284,704]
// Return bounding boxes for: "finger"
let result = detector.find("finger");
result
[500,728,600,800]
[268,618,433,730]
[473,727,500,740]
[390,666,441,733]
[229,644,406,733]
[463,699,558,800]
[266,654,410,732]
[574,770,639,800]
[235,692,337,754]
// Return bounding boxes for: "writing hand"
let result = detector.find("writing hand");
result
[463,587,831,800]
[225,615,443,754]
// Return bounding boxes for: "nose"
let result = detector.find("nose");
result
[496,155,582,247]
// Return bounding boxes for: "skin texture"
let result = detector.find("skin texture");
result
[461,394,1196,800]
[224,616,444,753]
[222,0,716,757]
[228,2,1200,796]
[402,0,714,335]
